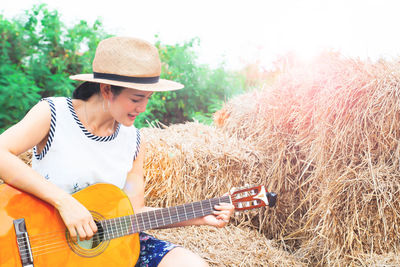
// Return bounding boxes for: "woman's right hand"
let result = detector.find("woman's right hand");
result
[56,194,98,242]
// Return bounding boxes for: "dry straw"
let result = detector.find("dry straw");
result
[213,53,400,264]
[15,145,298,265]
[148,225,304,267]
[10,54,400,265]
[141,122,267,209]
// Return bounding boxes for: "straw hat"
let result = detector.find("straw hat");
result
[70,37,184,91]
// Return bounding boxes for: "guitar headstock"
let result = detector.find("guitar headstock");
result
[230,185,277,211]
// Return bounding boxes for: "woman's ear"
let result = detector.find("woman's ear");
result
[100,84,113,100]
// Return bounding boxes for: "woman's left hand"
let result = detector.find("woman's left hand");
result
[202,202,235,228]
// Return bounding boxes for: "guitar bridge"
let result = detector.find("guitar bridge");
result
[14,218,34,266]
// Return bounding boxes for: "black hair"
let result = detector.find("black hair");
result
[72,82,125,100]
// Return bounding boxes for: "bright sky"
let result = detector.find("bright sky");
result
[2,0,400,69]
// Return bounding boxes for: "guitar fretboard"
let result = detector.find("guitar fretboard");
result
[99,196,231,241]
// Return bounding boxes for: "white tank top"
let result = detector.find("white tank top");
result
[31,97,141,194]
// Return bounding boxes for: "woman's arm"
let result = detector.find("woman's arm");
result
[0,101,67,203]
[123,138,235,229]
[0,101,97,241]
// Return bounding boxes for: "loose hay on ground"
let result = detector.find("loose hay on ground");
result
[148,225,304,267]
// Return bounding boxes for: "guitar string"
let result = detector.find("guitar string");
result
[25,229,68,239]
[26,205,213,247]
[18,206,218,260]
[19,208,213,261]
[21,204,250,262]
[23,207,202,244]
[19,193,238,245]
[24,217,136,242]
[19,198,232,258]
[20,205,239,262]
[24,196,229,245]
[25,217,139,243]
[22,243,70,258]
[22,197,229,243]
[18,198,229,260]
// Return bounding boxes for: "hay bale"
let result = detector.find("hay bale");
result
[288,58,400,259]
[148,225,304,266]
[19,150,33,166]
[213,53,400,261]
[13,147,296,265]
[141,122,283,243]
[15,140,292,265]
[142,122,266,207]
[213,86,316,244]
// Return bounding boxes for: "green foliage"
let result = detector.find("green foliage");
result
[0,13,40,130]
[0,5,246,132]
[134,38,246,128]
[0,5,109,132]
[0,63,41,130]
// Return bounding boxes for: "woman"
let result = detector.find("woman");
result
[0,37,234,266]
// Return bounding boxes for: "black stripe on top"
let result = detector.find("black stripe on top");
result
[93,72,160,84]
[66,98,120,142]
[33,98,56,160]
[133,129,141,161]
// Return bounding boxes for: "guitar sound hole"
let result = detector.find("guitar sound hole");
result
[75,221,104,249]
[66,211,110,257]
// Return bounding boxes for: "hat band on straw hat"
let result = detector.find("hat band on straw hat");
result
[93,72,160,84]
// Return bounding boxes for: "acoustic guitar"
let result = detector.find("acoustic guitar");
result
[0,183,277,266]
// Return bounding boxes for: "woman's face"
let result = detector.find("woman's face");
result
[110,88,153,126]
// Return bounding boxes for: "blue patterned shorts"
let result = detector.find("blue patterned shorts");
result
[135,232,179,267]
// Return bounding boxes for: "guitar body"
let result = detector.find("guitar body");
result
[0,183,140,266]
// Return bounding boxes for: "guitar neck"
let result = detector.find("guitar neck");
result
[99,195,231,240]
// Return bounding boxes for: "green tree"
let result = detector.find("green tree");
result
[134,38,246,127]
[0,5,246,132]
[0,13,41,131]
[0,5,109,132]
